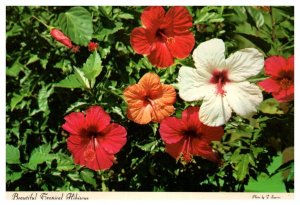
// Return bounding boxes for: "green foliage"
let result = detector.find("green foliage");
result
[6,145,20,164]
[259,98,286,115]
[6,6,294,192]
[58,7,93,46]
[245,153,290,192]
[82,52,102,80]
[28,144,56,170]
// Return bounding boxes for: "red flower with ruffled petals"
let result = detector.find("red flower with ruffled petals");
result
[130,6,195,68]
[159,107,224,163]
[258,55,294,102]
[62,106,127,171]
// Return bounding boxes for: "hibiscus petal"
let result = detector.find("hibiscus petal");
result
[130,27,152,55]
[127,104,152,125]
[85,106,111,132]
[163,6,193,34]
[141,6,165,30]
[201,124,224,142]
[151,104,175,123]
[165,139,185,160]
[181,107,224,141]
[123,84,146,103]
[272,85,294,103]
[93,144,115,170]
[159,117,184,144]
[287,55,294,71]
[192,38,226,73]
[264,56,287,77]
[151,84,176,122]
[138,72,162,98]
[190,138,219,162]
[69,132,120,171]
[181,106,202,129]
[98,123,127,154]
[147,41,174,68]
[167,33,195,59]
[226,48,264,81]
[124,83,152,124]
[67,135,89,166]
[225,82,263,118]
[178,66,213,102]
[199,91,232,126]
[159,84,176,105]
[258,78,281,93]
[62,112,85,135]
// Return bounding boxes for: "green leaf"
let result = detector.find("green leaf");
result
[236,154,249,181]
[10,93,26,111]
[80,169,97,187]
[252,147,264,158]
[194,7,224,24]
[246,7,265,29]
[270,160,294,178]
[259,98,284,114]
[248,153,256,167]
[28,144,56,170]
[236,32,271,54]
[98,6,113,19]
[26,54,39,65]
[118,13,134,19]
[6,171,23,183]
[6,59,23,77]
[54,59,72,73]
[38,85,54,112]
[245,154,286,192]
[6,144,20,164]
[56,153,75,171]
[136,140,159,152]
[95,22,123,41]
[55,74,84,89]
[231,148,242,163]
[82,52,102,80]
[66,101,88,113]
[74,67,90,89]
[6,23,23,38]
[67,172,83,182]
[58,7,93,46]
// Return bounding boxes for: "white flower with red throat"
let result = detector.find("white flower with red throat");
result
[178,38,264,126]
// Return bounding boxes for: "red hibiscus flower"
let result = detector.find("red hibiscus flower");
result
[130,6,195,68]
[123,72,176,124]
[50,28,73,49]
[159,107,224,163]
[258,55,294,102]
[88,41,99,52]
[62,106,127,171]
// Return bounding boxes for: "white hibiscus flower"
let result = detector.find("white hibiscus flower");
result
[178,38,264,126]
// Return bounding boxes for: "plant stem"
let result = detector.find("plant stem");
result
[270,7,277,50]
[32,15,51,29]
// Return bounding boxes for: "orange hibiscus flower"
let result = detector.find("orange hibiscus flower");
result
[123,72,176,124]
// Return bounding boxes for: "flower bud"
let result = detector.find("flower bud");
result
[88,41,99,52]
[50,28,73,48]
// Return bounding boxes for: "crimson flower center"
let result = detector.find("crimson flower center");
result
[156,28,167,40]
[80,125,101,139]
[210,69,230,95]
[278,71,293,90]
[182,127,201,139]
[155,28,174,44]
